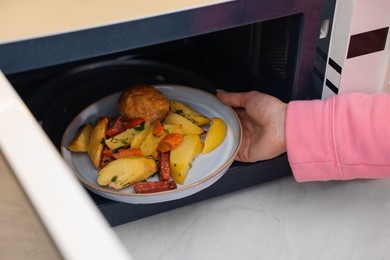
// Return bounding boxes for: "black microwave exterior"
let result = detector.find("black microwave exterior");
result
[1,0,334,99]
[0,0,336,226]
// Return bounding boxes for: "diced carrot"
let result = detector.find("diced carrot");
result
[124,117,145,129]
[111,148,144,159]
[159,152,171,181]
[100,147,114,169]
[157,133,183,153]
[152,120,165,137]
[102,149,113,156]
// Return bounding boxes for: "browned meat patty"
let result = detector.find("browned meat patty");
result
[117,84,169,122]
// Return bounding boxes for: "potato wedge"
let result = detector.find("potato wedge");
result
[139,122,167,159]
[164,111,204,135]
[195,140,204,158]
[163,123,184,135]
[130,122,150,149]
[88,117,109,169]
[105,128,139,151]
[97,156,158,189]
[202,117,227,154]
[67,123,93,152]
[170,134,202,185]
[170,100,211,126]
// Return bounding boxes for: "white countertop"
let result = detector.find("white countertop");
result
[114,176,390,260]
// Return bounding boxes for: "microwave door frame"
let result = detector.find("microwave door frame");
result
[0,71,132,260]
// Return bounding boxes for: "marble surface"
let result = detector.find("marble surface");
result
[114,176,390,260]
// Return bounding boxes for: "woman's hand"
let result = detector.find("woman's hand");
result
[217,90,287,162]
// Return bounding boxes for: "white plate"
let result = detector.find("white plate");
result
[61,85,242,204]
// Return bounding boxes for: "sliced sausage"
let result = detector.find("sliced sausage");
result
[134,181,177,193]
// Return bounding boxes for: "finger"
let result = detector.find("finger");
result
[216,91,253,108]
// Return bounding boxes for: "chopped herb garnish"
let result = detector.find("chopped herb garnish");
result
[176,110,184,116]
[111,176,118,182]
[100,138,105,145]
[134,122,145,131]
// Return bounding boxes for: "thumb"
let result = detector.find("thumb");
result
[216,91,249,109]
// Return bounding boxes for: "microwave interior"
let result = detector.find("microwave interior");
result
[6,12,331,226]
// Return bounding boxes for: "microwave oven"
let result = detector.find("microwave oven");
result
[4,0,389,258]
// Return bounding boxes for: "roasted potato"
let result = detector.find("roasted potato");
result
[129,122,151,149]
[164,111,204,135]
[67,123,93,152]
[88,117,109,169]
[170,134,202,185]
[195,139,204,158]
[105,128,139,151]
[163,123,184,135]
[139,122,167,159]
[97,156,158,189]
[202,117,227,154]
[170,100,211,126]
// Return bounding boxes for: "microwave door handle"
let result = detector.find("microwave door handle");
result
[0,71,132,260]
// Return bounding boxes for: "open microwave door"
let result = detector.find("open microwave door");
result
[0,71,132,259]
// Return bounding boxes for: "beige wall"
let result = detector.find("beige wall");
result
[0,0,230,44]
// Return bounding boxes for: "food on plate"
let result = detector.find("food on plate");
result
[170,134,202,185]
[97,156,158,189]
[67,123,93,152]
[195,139,204,157]
[139,121,168,159]
[105,116,126,138]
[118,84,169,122]
[128,122,151,149]
[67,85,228,193]
[202,117,227,154]
[134,180,177,193]
[105,127,141,151]
[170,100,211,126]
[158,152,171,181]
[157,133,184,153]
[110,148,143,159]
[152,120,165,137]
[163,124,184,135]
[87,117,109,169]
[164,111,204,135]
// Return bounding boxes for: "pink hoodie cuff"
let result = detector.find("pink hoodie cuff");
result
[285,98,339,182]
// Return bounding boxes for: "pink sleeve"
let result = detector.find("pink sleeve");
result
[286,92,390,182]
